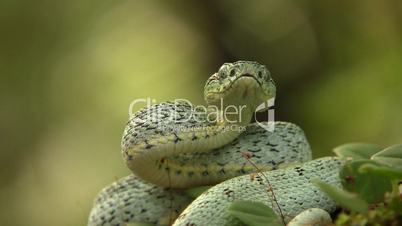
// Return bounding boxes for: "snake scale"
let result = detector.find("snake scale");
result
[88,61,344,226]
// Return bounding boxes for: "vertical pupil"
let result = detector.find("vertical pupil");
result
[258,71,263,78]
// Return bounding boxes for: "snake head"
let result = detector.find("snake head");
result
[204,61,276,109]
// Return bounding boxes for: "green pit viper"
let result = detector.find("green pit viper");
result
[88,61,344,226]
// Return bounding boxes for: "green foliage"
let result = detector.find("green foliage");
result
[371,144,402,170]
[312,179,369,213]
[334,195,402,226]
[321,143,402,225]
[228,201,282,226]
[359,163,402,181]
[340,160,392,203]
[333,143,382,160]
[330,143,401,204]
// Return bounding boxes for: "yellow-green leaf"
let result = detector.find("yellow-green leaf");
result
[333,143,381,160]
[312,179,369,213]
[340,160,392,203]
[228,201,282,226]
[371,144,402,170]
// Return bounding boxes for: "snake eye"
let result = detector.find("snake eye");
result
[229,69,236,77]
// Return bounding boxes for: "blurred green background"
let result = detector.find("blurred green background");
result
[1,0,401,225]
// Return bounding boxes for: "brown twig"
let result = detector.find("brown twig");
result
[242,151,286,225]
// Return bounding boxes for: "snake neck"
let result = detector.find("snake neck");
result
[208,102,255,127]
[206,76,266,128]
[122,101,259,188]
[123,75,273,188]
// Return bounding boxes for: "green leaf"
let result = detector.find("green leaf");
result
[184,186,211,199]
[371,144,402,170]
[333,143,382,160]
[340,160,392,203]
[358,163,402,197]
[312,179,369,213]
[358,163,402,180]
[228,201,282,226]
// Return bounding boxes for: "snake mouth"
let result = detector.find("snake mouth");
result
[208,74,263,96]
[205,73,272,105]
[239,73,263,87]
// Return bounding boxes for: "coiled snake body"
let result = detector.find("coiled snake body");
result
[89,61,343,226]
